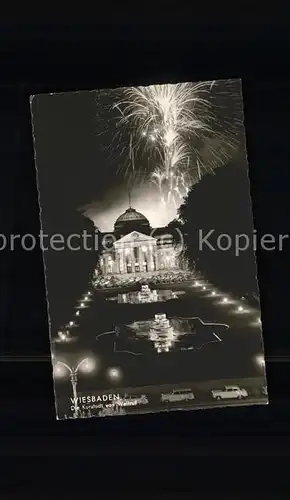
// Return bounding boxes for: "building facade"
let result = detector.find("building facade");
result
[99,207,179,276]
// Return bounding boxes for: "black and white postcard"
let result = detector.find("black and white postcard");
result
[30,79,268,419]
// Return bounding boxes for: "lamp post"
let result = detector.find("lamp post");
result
[54,357,96,418]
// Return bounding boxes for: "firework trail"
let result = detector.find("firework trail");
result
[112,80,243,207]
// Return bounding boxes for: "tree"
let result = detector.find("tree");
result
[44,209,100,334]
[177,157,259,299]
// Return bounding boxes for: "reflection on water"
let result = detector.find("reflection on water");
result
[148,313,177,353]
[125,313,229,354]
[95,314,229,355]
[106,285,185,304]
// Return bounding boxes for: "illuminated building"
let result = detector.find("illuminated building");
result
[99,205,180,276]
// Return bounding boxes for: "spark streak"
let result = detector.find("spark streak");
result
[113,80,243,207]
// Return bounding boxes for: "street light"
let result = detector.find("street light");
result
[58,331,67,341]
[56,330,75,344]
[255,354,266,369]
[106,366,122,382]
[54,357,96,417]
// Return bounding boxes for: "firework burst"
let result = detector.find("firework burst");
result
[111,79,243,207]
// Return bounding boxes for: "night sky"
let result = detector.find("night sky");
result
[31,79,246,233]
[31,89,169,232]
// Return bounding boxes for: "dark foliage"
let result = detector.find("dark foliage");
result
[44,209,98,334]
[177,157,259,302]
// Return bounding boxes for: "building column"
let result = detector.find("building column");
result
[155,248,159,271]
[115,251,119,274]
[149,245,155,271]
[119,249,124,274]
[124,249,130,273]
[131,246,135,272]
[104,254,108,274]
[138,246,144,271]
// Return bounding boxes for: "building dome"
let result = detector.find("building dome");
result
[115,208,149,224]
[114,207,151,235]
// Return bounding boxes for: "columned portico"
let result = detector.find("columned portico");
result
[98,207,179,276]
[113,231,158,275]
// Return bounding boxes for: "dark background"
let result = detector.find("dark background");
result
[1,13,290,495]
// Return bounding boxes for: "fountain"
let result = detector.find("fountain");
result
[151,313,171,330]
[109,286,185,304]
[138,284,153,303]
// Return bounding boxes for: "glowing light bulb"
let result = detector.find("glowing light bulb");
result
[238,306,244,312]
[202,286,206,290]
[255,354,265,367]
[69,321,74,326]
[211,291,216,296]
[79,357,96,373]
[107,367,122,381]
[84,296,88,301]
[76,311,80,316]
[80,303,84,307]
[222,297,228,304]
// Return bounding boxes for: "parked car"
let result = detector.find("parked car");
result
[161,388,195,403]
[211,386,248,401]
